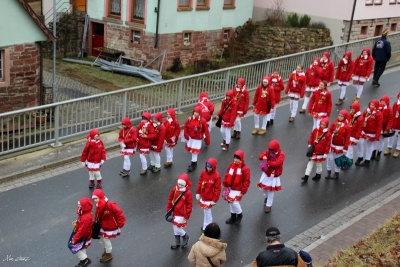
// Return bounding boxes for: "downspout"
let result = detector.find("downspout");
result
[39,42,44,105]
[154,0,161,48]
[347,0,357,43]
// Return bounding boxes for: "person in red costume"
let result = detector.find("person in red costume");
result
[232,78,249,139]
[163,108,180,168]
[167,173,193,249]
[137,112,156,175]
[268,69,285,126]
[195,158,221,231]
[384,92,400,158]
[285,65,306,122]
[335,51,355,106]
[257,140,285,213]
[70,197,93,267]
[118,117,137,177]
[92,189,126,263]
[222,150,250,225]
[374,95,393,161]
[149,112,166,173]
[319,52,335,86]
[216,90,237,151]
[81,128,106,188]
[300,58,321,114]
[347,102,364,161]
[355,99,383,167]
[308,81,332,130]
[352,48,374,101]
[301,118,332,183]
[325,110,350,179]
[196,92,215,133]
[252,76,275,135]
[184,106,210,172]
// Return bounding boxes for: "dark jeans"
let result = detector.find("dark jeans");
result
[373,61,387,82]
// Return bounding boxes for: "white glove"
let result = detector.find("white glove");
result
[210,201,216,206]
[171,136,176,142]
[120,142,126,149]
[308,145,311,147]
[323,154,327,159]
[343,150,347,156]
[100,160,105,165]
[196,194,201,201]
[81,162,85,167]
[353,139,359,144]
[327,82,331,86]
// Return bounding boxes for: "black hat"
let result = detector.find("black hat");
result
[204,223,221,239]
[266,227,280,236]
[299,250,312,264]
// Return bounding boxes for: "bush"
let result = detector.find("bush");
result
[299,15,311,27]
[286,12,299,27]
[264,0,285,26]
[192,59,220,74]
[311,22,327,29]
[168,57,183,73]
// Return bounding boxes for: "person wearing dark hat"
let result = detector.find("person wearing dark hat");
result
[188,223,227,266]
[372,28,391,86]
[298,250,313,267]
[254,227,307,267]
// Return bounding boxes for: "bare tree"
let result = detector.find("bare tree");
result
[265,0,285,26]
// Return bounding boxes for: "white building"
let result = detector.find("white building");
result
[253,0,400,44]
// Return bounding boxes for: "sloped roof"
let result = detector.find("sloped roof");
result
[17,0,55,42]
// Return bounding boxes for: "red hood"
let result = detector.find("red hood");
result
[199,92,208,101]
[322,52,331,61]
[206,158,218,173]
[89,128,100,139]
[362,48,371,56]
[237,78,245,88]
[344,51,352,59]
[194,106,202,116]
[79,197,93,214]
[226,90,234,98]
[142,112,151,121]
[178,173,192,188]
[234,149,245,164]
[370,99,379,110]
[167,108,176,120]
[92,189,105,200]
[380,95,390,106]
[121,117,132,128]
[267,139,281,153]
[153,112,163,123]
[320,118,330,127]
[339,109,350,121]
[350,102,361,113]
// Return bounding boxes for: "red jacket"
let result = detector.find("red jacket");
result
[269,75,285,104]
[151,123,166,153]
[217,91,237,127]
[137,121,156,150]
[379,95,393,133]
[308,127,332,156]
[223,150,250,195]
[362,100,383,141]
[184,113,210,145]
[319,52,335,83]
[335,52,354,82]
[285,71,306,97]
[308,89,332,117]
[73,197,93,244]
[305,59,321,87]
[353,48,374,78]
[196,158,221,202]
[164,108,181,148]
[118,118,137,150]
[253,84,275,115]
[392,98,400,130]
[233,86,249,117]
[329,120,351,152]
[167,186,193,220]
[196,92,215,122]
[81,138,106,164]
[258,140,285,177]
[349,103,364,144]
[93,189,126,232]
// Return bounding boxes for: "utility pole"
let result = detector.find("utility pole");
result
[51,0,61,147]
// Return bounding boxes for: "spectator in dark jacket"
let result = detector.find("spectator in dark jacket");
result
[372,29,391,86]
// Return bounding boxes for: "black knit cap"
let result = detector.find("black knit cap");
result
[204,222,221,239]
[266,227,280,236]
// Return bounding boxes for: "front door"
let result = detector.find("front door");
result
[91,22,104,56]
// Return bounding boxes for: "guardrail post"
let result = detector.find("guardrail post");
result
[176,80,183,114]
[224,69,231,93]
[50,105,62,147]
[122,91,127,118]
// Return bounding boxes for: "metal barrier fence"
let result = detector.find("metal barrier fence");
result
[1,33,399,155]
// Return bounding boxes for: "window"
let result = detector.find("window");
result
[131,30,141,44]
[132,0,145,22]
[374,24,383,36]
[390,23,397,32]
[109,0,121,17]
[360,26,368,35]
[389,0,396,4]
[0,49,10,87]
[374,0,382,4]
[0,51,3,81]
[223,0,235,9]
[222,28,232,42]
[196,0,209,9]
[178,0,192,11]
[183,32,192,45]
[365,0,373,4]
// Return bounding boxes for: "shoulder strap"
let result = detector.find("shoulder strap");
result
[315,131,327,144]
[206,257,217,267]
[170,190,187,212]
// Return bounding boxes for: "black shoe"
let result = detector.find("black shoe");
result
[171,235,181,249]
[75,258,92,267]
[266,121,270,127]
[187,162,197,172]
[360,160,370,167]
[375,151,381,161]
[370,150,377,161]
[235,213,243,225]
[355,157,363,166]
[225,213,236,224]
[325,170,332,179]
[312,173,321,181]
[181,233,190,248]
[231,130,237,139]
[301,175,309,182]
[332,172,339,179]
[372,80,378,85]
[270,119,274,126]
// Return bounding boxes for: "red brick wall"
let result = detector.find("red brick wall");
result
[105,25,224,68]
[0,43,41,113]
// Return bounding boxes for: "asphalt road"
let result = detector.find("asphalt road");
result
[1,71,400,267]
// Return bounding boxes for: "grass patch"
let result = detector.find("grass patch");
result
[321,212,400,267]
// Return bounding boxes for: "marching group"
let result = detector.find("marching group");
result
[69,30,397,267]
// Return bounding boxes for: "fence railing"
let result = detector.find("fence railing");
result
[1,33,399,155]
